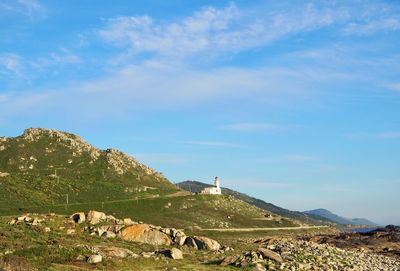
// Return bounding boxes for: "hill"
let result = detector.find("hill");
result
[177,180,333,226]
[0,128,178,210]
[303,209,377,226]
[0,128,305,229]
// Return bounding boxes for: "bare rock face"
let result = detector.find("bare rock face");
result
[120,224,173,246]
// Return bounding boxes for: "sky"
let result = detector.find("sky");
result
[0,0,399,225]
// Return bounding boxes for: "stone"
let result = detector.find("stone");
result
[159,248,183,259]
[71,212,86,224]
[123,218,134,226]
[184,236,198,249]
[120,224,173,246]
[44,227,51,232]
[193,236,221,251]
[258,248,283,263]
[87,210,106,224]
[87,254,102,264]
[66,229,76,235]
[104,231,116,238]
[175,235,187,246]
[254,263,267,271]
[95,246,134,258]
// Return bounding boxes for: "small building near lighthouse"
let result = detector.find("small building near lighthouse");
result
[200,176,222,195]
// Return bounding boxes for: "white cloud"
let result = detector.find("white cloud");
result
[133,153,188,165]
[228,179,296,189]
[345,17,400,35]
[183,141,239,148]
[279,154,317,162]
[385,82,400,92]
[30,49,81,69]
[375,132,400,139]
[222,123,282,132]
[0,0,46,18]
[98,3,349,62]
[0,53,24,77]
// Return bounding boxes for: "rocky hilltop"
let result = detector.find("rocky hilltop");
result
[0,128,178,209]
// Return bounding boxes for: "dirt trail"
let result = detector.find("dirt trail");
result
[200,225,330,232]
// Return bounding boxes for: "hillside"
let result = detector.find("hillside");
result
[177,180,333,226]
[0,128,178,210]
[304,209,377,226]
[0,128,304,229]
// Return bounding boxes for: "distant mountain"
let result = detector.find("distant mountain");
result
[176,180,334,225]
[303,209,378,226]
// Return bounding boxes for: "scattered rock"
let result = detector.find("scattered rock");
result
[87,254,102,264]
[193,236,221,251]
[257,247,283,263]
[66,229,75,235]
[158,248,183,259]
[70,212,86,224]
[87,210,106,224]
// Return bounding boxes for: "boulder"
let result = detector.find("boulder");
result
[184,237,198,249]
[159,248,183,259]
[87,254,102,264]
[257,248,283,263]
[120,224,172,246]
[95,246,134,258]
[175,235,187,246]
[71,212,86,224]
[87,210,106,224]
[193,236,221,251]
[104,231,116,238]
[123,218,135,226]
[66,229,76,235]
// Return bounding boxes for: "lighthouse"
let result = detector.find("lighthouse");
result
[200,176,222,195]
[214,176,220,194]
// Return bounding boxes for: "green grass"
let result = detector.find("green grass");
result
[0,194,298,229]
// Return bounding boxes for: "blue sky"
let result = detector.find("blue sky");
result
[1,0,400,225]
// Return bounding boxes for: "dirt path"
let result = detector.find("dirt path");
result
[199,225,330,232]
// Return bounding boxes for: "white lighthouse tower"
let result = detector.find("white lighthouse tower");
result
[200,176,222,195]
[214,176,221,194]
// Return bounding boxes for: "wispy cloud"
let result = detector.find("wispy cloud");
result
[346,131,400,140]
[345,17,400,35]
[221,122,300,132]
[221,123,277,132]
[30,49,81,69]
[132,153,188,165]
[228,179,297,189]
[0,0,46,18]
[279,154,317,162]
[183,140,239,148]
[384,82,400,92]
[97,2,350,62]
[0,53,24,77]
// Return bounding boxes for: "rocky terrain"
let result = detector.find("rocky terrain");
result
[301,225,400,258]
[221,237,400,270]
[1,211,399,270]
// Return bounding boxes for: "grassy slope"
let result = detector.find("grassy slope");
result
[0,195,298,229]
[177,181,333,226]
[0,128,178,210]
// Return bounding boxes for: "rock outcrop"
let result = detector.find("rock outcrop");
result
[120,224,173,246]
